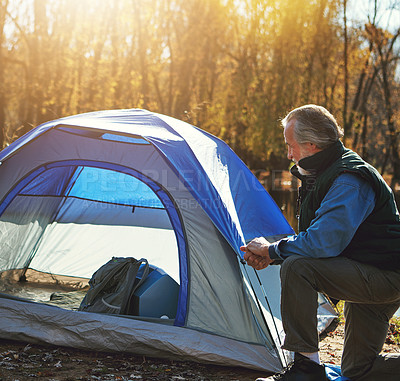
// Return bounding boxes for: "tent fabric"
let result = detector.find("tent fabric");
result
[325,364,351,381]
[0,297,282,372]
[0,108,330,372]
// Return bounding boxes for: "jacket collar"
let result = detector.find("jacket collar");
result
[290,140,345,179]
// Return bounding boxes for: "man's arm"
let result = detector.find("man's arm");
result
[242,173,376,269]
[268,172,376,260]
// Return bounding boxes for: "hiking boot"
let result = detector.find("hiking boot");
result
[256,353,327,380]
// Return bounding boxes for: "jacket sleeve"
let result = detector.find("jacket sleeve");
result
[268,173,376,261]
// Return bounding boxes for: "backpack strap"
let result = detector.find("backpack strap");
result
[120,258,149,315]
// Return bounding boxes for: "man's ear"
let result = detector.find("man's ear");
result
[308,142,322,153]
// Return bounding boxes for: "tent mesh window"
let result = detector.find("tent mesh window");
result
[0,165,180,316]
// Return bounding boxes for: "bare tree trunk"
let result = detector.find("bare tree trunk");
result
[133,0,149,109]
[377,29,400,187]
[19,0,47,136]
[348,1,379,149]
[302,0,327,103]
[353,65,378,149]
[167,35,174,115]
[360,112,369,159]
[342,0,349,143]
[0,0,9,148]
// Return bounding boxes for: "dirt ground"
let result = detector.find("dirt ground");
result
[0,323,399,381]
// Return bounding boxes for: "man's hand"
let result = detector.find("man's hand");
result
[240,237,274,270]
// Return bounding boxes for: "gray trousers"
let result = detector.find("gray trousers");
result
[280,255,400,380]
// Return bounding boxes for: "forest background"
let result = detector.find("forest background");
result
[0,0,399,226]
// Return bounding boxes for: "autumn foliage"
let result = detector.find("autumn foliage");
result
[0,0,399,187]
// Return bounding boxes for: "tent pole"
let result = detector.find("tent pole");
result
[240,261,288,368]
[253,269,286,351]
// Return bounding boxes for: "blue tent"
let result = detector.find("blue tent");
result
[0,109,334,372]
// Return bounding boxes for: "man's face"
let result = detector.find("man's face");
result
[284,120,319,166]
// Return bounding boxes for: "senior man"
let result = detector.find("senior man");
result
[241,105,400,381]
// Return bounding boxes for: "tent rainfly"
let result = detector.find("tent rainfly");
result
[0,109,336,372]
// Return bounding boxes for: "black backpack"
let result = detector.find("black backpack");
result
[78,257,149,315]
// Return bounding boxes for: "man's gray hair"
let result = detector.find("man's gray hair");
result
[281,104,344,149]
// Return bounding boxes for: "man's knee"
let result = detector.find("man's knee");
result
[280,255,311,280]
